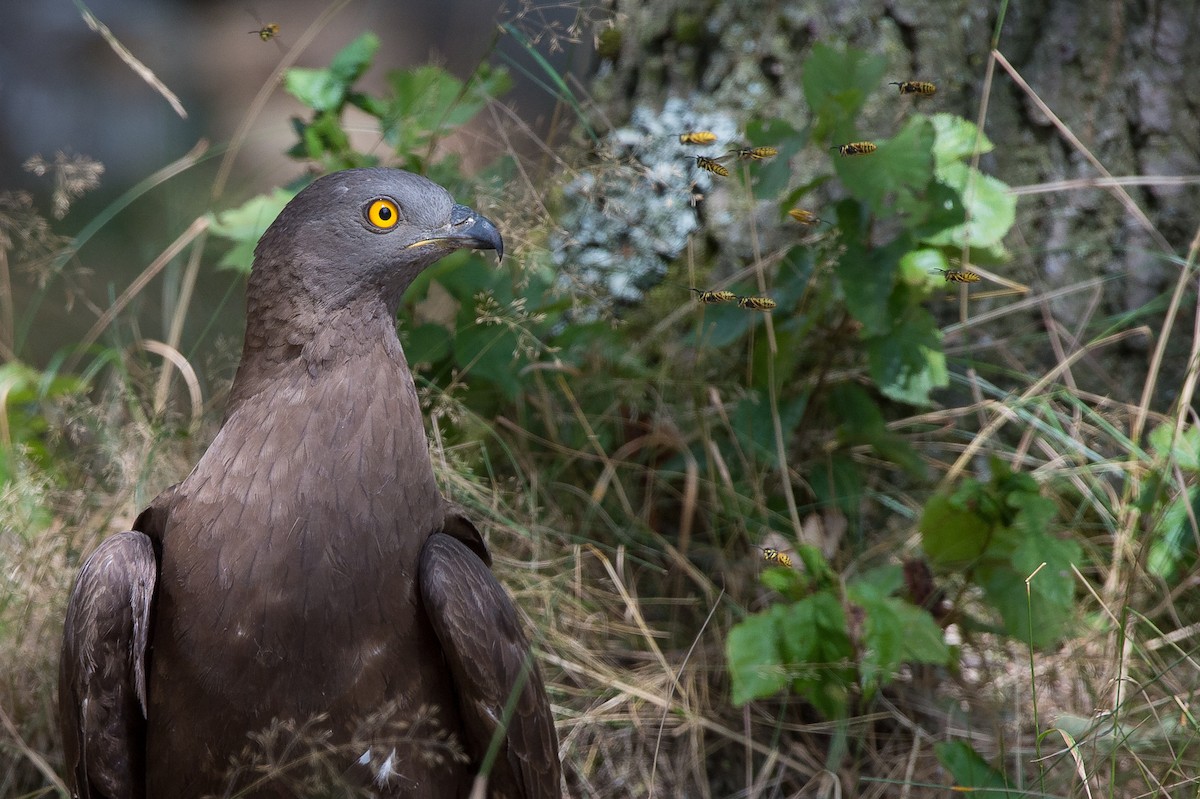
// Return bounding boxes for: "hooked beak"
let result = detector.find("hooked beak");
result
[405,204,504,262]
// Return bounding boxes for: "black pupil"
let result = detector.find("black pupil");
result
[377,204,392,221]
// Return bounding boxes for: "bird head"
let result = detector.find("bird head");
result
[251,168,503,314]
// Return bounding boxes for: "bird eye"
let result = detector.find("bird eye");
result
[364,198,401,230]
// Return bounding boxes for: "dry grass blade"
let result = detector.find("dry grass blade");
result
[941,327,1148,486]
[540,652,818,778]
[0,700,67,794]
[586,545,674,682]
[648,589,723,798]
[138,339,203,427]
[72,0,186,119]
[1010,175,1200,195]
[993,48,1171,255]
[152,239,204,415]
[74,215,209,358]
[1044,727,1093,799]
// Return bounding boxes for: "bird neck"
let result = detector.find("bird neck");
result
[228,295,408,414]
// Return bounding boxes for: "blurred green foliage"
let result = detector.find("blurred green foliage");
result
[921,457,1081,648]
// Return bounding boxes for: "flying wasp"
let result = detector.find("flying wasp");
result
[933,268,981,283]
[724,146,778,161]
[761,548,794,568]
[737,296,777,311]
[890,80,937,96]
[689,288,738,304]
[679,131,718,145]
[787,208,825,226]
[832,141,877,157]
[249,22,281,41]
[689,156,730,177]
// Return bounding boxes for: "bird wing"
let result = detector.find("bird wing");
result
[58,530,158,799]
[419,525,560,799]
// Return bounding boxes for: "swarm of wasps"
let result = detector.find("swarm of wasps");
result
[672,78,976,314]
[826,80,985,289]
[677,132,784,310]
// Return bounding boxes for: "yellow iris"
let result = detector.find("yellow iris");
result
[365,198,400,229]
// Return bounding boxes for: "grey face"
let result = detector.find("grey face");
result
[252,168,502,311]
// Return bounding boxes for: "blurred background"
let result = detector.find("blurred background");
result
[0,0,576,366]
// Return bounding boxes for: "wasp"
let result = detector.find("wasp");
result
[933,268,981,283]
[249,22,281,41]
[679,131,718,145]
[725,146,778,161]
[832,141,877,156]
[761,548,794,568]
[737,296,777,311]
[689,288,738,304]
[787,208,824,226]
[890,80,937,96]
[689,156,730,177]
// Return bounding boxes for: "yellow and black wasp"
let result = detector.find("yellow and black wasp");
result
[737,296,777,311]
[890,80,937,96]
[250,22,281,41]
[724,146,778,161]
[678,131,718,145]
[787,208,825,226]
[689,287,738,304]
[688,156,730,177]
[832,141,877,157]
[932,268,981,284]
[761,548,794,568]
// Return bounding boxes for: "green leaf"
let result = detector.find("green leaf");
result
[747,118,806,199]
[760,566,808,599]
[330,32,380,82]
[899,247,951,286]
[207,189,298,272]
[836,116,935,215]
[777,593,855,719]
[897,180,966,241]
[453,324,521,400]
[921,491,992,567]
[1149,485,1200,579]
[403,323,452,366]
[837,234,910,336]
[865,294,947,406]
[380,64,503,155]
[926,162,1015,250]
[801,44,887,139]
[848,588,950,694]
[1149,421,1200,471]
[285,68,347,112]
[826,384,925,478]
[934,741,1018,797]
[728,608,788,705]
[978,527,1079,648]
[731,391,807,459]
[809,451,862,522]
[930,113,994,166]
[284,33,378,112]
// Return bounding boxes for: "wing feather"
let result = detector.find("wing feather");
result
[419,532,560,798]
[59,531,158,799]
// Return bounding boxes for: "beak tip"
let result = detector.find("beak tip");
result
[451,203,503,262]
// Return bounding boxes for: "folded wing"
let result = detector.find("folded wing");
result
[59,530,157,799]
[419,528,560,798]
